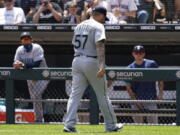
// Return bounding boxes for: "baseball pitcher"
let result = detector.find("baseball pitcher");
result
[63,6,123,132]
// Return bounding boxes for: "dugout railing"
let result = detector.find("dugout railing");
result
[0,67,180,125]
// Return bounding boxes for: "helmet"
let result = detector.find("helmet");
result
[132,45,145,52]
[20,32,32,40]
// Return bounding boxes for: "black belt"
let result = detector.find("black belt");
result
[74,54,97,58]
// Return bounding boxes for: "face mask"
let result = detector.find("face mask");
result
[23,43,32,52]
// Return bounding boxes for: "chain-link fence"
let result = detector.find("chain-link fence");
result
[0,79,176,124]
[107,81,176,124]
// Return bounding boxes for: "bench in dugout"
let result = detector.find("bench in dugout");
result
[75,80,176,124]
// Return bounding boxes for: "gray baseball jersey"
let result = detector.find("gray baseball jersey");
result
[72,18,105,56]
[14,43,49,122]
[14,43,47,67]
[64,18,117,131]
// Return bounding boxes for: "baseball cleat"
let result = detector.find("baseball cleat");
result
[106,123,124,132]
[63,127,77,132]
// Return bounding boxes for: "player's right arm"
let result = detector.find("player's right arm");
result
[13,47,25,69]
[96,39,105,78]
[126,83,144,110]
[126,84,136,100]
[14,47,21,62]
[95,24,106,78]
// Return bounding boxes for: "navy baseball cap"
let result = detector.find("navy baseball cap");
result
[92,6,109,21]
[20,32,32,40]
[133,45,145,52]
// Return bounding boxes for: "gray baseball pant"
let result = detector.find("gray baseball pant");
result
[64,57,117,131]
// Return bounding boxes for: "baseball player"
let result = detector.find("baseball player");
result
[125,45,164,123]
[13,32,49,122]
[63,6,123,132]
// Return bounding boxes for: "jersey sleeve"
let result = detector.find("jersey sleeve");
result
[33,45,44,62]
[151,60,158,68]
[95,25,106,43]
[14,47,21,62]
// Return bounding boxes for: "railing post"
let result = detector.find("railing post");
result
[5,80,15,124]
[89,87,99,124]
[176,80,180,126]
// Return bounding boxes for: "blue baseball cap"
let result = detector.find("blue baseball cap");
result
[92,6,109,21]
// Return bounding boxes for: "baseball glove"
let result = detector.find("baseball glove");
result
[13,61,25,69]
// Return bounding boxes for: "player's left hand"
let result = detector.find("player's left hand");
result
[96,68,105,78]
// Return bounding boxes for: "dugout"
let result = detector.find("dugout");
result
[0,24,179,95]
[0,24,179,123]
[0,24,180,67]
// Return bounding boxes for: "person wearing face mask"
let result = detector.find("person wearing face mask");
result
[13,32,49,123]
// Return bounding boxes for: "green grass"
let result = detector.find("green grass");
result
[0,124,179,135]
